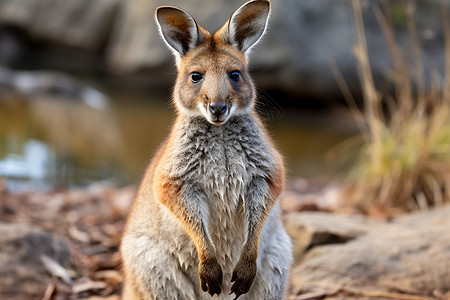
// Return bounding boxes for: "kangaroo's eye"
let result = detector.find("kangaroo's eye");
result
[228,71,240,82]
[191,72,203,83]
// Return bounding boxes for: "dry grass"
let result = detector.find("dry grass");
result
[339,0,450,213]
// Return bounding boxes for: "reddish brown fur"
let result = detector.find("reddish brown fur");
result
[121,2,291,299]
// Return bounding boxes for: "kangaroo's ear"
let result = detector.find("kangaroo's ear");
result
[155,6,205,59]
[219,0,270,55]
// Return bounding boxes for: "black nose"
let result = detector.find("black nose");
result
[208,103,228,116]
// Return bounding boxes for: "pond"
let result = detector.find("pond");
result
[0,88,358,191]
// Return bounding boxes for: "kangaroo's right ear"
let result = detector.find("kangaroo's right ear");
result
[217,0,270,56]
[155,7,205,61]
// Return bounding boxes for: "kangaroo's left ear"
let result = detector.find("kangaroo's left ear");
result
[218,0,270,55]
[155,6,207,63]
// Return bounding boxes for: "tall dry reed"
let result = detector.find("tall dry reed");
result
[339,0,450,213]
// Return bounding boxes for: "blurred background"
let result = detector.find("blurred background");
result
[2,1,450,299]
[0,0,448,192]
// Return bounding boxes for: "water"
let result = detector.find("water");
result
[0,91,357,191]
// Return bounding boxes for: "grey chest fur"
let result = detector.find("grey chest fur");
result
[170,115,274,203]
[166,115,276,270]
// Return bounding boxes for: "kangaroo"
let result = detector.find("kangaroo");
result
[121,1,292,299]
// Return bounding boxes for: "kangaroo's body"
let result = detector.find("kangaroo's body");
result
[121,1,292,299]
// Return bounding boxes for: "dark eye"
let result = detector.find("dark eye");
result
[228,71,240,82]
[191,72,203,83]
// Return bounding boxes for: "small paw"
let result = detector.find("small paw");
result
[199,258,223,296]
[230,259,257,299]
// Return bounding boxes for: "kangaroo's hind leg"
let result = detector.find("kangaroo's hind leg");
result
[121,233,198,300]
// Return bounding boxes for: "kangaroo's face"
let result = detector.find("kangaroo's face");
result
[156,0,270,125]
[175,41,254,124]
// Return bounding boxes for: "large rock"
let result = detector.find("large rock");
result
[0,223,75,300]
[107,0,449,100]
[0,0,118,52]
[285,206,450,299]
[0,0,449,100]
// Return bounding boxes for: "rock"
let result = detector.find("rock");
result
[108,0,449,101]
[0,66,108,109]
[0,0,118,52]
[0,223,76,300]
[286,205,450,299]
[1,0,449,100]
[284,212,380,263]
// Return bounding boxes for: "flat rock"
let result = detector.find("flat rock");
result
[0,223,75,300]
[286,206,450,299]
[284,212,381,263]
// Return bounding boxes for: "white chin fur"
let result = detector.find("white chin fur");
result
[196,103,253,124]
[197,103,211,122]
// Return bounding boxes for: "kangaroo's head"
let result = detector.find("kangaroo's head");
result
[155,0,270,125]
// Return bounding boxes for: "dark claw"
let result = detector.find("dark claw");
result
[198,258,223,296]
[230,281,247,299]
[208,282,221,296]
[229,291,241,300]
[200,278,207,292]
[229,259,257,299]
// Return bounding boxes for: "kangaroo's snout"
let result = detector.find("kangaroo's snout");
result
[208,103,228,122]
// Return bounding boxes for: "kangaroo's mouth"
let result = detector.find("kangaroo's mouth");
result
[212,119,225,125]
[208,115,228,125]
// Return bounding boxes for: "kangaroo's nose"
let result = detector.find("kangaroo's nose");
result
[208,103,228,117]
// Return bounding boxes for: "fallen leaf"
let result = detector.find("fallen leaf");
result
[41,254,73,285]
[72,280,108,294]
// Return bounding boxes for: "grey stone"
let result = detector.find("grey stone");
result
[1,0,449,100]
[284,212,380,263]
[107,0,450,100]
[0,0,118,52]
[286,205,450,299]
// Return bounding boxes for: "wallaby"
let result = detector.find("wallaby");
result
[121,1,292,299]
